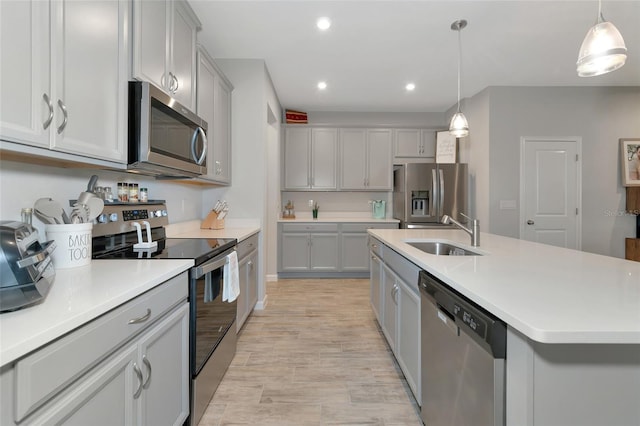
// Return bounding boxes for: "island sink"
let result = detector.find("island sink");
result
[406,240,482,256]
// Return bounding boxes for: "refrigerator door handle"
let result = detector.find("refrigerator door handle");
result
[430,169,437,217]
[439,168,445,217]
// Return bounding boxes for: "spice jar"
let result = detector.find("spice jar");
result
[21,208,33,225]
[129,183,139,202]
[104,187,113,202]
[117,182,129,202]
[140,187,148,203]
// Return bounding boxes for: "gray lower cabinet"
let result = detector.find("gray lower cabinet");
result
[278,222,397,278]
[0,273,189,426]
[371,241,421,404]
[236,233,259,332]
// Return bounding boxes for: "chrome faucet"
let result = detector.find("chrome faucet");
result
[442,213,480,247]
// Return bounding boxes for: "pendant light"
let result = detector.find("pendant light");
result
[449,19,469,138]
[576,0,627,77]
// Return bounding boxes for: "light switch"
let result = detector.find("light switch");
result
[499,200,517,210]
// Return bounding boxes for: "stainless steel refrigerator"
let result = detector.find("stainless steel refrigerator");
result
[393,163,468,228]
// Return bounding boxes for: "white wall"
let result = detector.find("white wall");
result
[0,160,203,235]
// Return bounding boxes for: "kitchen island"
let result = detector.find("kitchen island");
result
[368,228,640,426]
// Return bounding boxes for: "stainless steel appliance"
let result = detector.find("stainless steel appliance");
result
[0,221,56,312]
[128,81,208,178]
[419,270,506,426]
[91,202,236,425]
[393,163,468,228]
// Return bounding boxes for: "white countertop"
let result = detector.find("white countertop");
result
[165,220,260,241]
[0,259,193,366]
[369,228,640,344]
[278,211,399,223]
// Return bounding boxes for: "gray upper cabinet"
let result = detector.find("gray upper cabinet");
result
[339,128,393,190]
[393,128,437,159]
[133,0,200,111]
[197,46,233,184]
[283,127,337,190]
[0,0,128,164]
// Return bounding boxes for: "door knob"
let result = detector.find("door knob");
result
[526,220,535,225]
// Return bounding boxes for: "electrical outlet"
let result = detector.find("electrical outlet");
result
[308,200,314,207]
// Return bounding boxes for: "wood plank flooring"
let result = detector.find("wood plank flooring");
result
[198,278,422,426]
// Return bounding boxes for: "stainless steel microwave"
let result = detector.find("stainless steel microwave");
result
[128,81,207,178]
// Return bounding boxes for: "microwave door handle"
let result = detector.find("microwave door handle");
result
[191,127,208,165]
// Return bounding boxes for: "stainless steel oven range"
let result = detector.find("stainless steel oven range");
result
[91,201,237,426]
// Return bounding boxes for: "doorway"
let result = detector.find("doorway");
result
[519,137,582,249]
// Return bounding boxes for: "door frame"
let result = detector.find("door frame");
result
[519,136,583,249]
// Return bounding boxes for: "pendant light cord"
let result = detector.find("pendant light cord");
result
[456,26,462,113]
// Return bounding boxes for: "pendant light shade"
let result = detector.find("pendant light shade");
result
[576,1,627,77]
[449,112,469,138]
[449,19,469,138]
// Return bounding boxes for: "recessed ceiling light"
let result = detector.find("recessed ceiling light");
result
[405,83,416,91]
[317,81,327,90]
[317,17,331,30]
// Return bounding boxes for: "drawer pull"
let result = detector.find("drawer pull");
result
[128,308,151,324]
[133,363,143,399]
[142,355,152,389]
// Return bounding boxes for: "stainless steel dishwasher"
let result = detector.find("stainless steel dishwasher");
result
[419,270,507,426]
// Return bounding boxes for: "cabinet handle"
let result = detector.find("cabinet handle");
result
[42,93,54,129]
[172,73,179,93]
[56,99,68,134]
[248,260,253,268]
[128,308,151,324]
[371,244,378,249]
[371,255,377,261]
[133,363,143,399]
[142,355,152,389]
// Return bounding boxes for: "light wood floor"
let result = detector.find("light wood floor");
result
[199,278,422,426]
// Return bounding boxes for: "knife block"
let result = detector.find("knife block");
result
[201,210,225,229]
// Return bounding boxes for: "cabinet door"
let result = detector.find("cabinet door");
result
[133,0,169,92]
[339,128,367,189]
[310,128,337,189]
[310,233,339,271]
[396,278,421,402]
[197,48,216,181]
[138,303,189,426]
[280,233,310,271]
[247,250,258,313]
[341,233,369,272]
[283,127,311,189]
[394,129,421,157]
[212,74,232,183]
[381,264,397,351]
[171,0,197,110]
[236,254,250,332]
[366,129,393,190]
[51,0,127,162]
[25,345,137,426]
[0,0,50,148]
[370,251,382,322]
[420,129,436,158]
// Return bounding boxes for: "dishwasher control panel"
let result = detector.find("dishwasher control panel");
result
[453,303,486,339]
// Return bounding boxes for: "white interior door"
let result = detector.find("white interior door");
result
[520,137,581,249]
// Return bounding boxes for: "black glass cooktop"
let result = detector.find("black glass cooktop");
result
[93,229,236,265]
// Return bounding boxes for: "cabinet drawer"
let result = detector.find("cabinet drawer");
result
[281,223,338,232]
[369,237,384,258]
[384,248,420,292]
[237,233,259,260]
[342,223,397,232]
[14,272,188,421]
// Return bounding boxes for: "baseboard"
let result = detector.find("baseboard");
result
[255,294,268,310]
[266,274,278,282]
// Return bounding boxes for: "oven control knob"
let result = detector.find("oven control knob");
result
[109,213,119,222]
[161,209,167,217]
[97,214,108,224]
[155,209,163,218]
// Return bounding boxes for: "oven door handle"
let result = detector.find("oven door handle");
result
[192,249,235,279]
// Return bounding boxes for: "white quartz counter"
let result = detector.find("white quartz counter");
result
[0,259,193,366]
[368,228,640,344]
[278,212,399,224]
[166,220,260,241]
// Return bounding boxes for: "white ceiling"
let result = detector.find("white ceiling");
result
[191,0,640,113]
